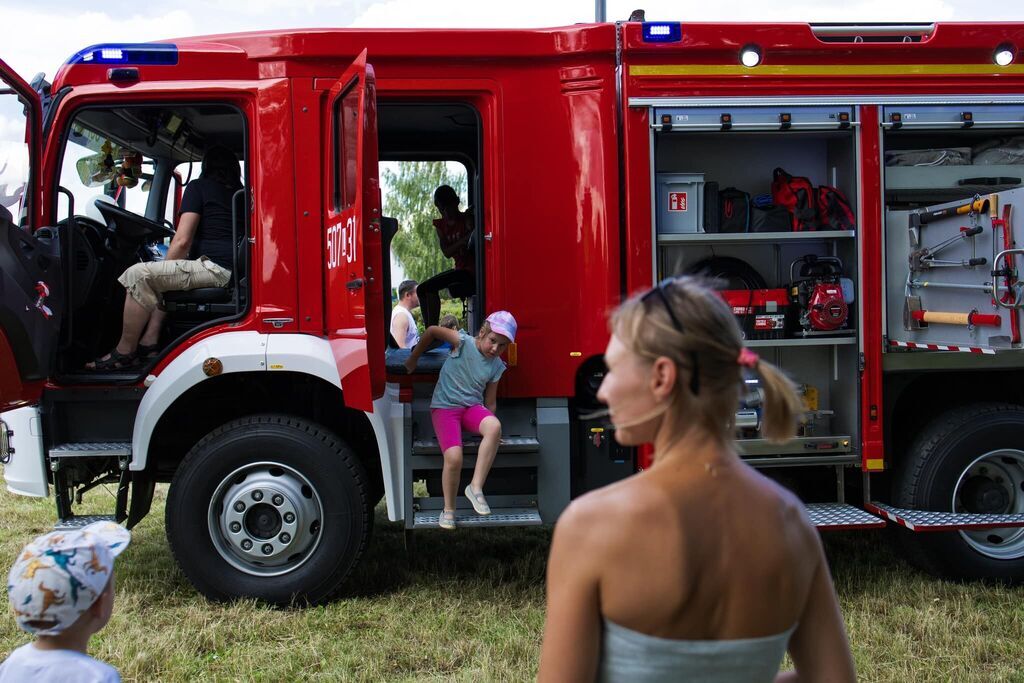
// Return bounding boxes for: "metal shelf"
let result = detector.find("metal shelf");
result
[746,336,857,348]
[737,435,854,457]
[657,230,855,245]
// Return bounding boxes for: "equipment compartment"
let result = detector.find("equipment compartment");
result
[882,105,1024,351]
[652,118,861,458]
[883,106,1024,208]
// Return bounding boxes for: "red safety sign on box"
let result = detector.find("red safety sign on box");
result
[668,192,688,212]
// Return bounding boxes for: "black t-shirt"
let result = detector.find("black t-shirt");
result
[179,176,237,269]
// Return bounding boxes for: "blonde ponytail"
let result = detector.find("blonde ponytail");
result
[754,358,804,443]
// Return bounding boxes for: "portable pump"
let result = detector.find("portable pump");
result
[789,255,850,333]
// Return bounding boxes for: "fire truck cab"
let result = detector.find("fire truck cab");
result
[3,21,1024,603]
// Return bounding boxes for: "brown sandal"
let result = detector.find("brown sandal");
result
[85,348,137,371]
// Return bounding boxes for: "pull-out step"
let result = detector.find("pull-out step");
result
[412,436,540,455]
[866,502,1024,531]
[805,503,886,530]
[410,436,542,470]
[54,514,117,531]
[49,442,131,458]
[413,507,542,529]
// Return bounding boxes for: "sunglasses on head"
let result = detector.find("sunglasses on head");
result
[641,278,700,395]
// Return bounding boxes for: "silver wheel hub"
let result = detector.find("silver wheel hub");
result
[954,449,1024,560]
[209,462,323,576]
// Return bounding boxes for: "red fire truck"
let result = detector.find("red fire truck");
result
[3,20,1024,604]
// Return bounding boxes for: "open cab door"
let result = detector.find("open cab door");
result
[0,58,62,410]
[322,50,385,412]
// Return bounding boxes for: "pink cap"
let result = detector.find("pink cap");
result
[485,311,517,342]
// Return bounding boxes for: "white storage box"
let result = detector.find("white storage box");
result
[656,172,704,234]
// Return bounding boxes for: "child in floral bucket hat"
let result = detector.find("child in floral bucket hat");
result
[1,521,130,682]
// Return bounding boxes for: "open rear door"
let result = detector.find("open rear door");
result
[321,50,385,412]
[0,58,62,409]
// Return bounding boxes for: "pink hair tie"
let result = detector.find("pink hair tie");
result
[737,347,760,368]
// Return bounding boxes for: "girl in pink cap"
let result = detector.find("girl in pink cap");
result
[405,311,518,529]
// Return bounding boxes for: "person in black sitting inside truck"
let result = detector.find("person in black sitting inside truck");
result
[416,184,475,328]
[85,146,240,370]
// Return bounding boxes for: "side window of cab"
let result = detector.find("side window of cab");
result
[0,80,32,227]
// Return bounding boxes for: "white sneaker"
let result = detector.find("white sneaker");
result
[465,485,491,515]
[438,510,456,530]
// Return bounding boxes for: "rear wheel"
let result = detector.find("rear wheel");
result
[166,415,372,604]
[894,403,1024,582]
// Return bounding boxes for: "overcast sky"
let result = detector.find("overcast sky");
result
[3,0,1024,83]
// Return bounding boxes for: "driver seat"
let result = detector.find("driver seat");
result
[162,236,248,315]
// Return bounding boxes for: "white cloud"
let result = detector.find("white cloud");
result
[608,0,958,22]
[2,8,197,83]
[350,0,589,27]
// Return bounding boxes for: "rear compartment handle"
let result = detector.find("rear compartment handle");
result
[346,278,365,290]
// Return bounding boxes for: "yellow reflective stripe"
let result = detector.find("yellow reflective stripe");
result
[630,64,1024,77]
[865,458,885,471]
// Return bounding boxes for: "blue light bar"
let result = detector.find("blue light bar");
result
[642,23,682,43]
[67,43,178,67]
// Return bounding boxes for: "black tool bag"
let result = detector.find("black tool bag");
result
[703,181,720,232]
[718,187,750,233]
[750,206,792,233]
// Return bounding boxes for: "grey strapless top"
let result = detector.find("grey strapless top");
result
[597,619,796,683]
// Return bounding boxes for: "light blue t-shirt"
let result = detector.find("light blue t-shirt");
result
[431,331,506,409]
[0,642,120,682]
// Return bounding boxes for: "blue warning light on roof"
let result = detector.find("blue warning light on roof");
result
[642,23,682,43]
[67,43,179,67]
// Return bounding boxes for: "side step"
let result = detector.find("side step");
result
[866,502,1024,532]
[49,442,131,458]
[412,436,541,455]
[805,503,886,530]
[54,514,116,531]
[412,507,543,529]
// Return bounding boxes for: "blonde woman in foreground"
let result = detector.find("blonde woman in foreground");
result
[539,277,856,683]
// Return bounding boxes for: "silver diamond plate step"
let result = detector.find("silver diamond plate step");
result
[413,507,543,529]
[866,502,1024,532]
[412,436,540,455]
[49,442,131,458]
[54,515,116,531]
[805,503,886,530]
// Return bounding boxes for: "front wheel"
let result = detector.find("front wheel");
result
[166,415,372,604]
[894,403,1024,582]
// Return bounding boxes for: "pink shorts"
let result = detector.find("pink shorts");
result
[431,405,494,452]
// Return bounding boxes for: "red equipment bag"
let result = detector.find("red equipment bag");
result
[816,186,856,231]
[771,167,818,231]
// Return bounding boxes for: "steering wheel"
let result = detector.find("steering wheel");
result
[94,201,175,241]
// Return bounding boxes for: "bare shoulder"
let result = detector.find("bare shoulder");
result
[746,467,821,548]
[558,473,669,541]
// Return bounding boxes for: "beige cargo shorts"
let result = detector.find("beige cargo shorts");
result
[118,257,232,312]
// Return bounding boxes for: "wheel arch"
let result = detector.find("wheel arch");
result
[884,368,1024,476]
[132,332,397,514]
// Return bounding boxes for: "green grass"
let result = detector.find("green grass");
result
[1,486,1023,681]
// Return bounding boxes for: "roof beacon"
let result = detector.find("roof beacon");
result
[68,43,179,67]
[642,23,682,43]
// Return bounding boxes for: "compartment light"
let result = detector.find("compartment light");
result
[994,44,1015,66]
[740,45,762,68]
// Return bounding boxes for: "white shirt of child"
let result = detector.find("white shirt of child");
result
[0,642,120,682]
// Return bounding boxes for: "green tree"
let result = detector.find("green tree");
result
[383,161,467,284]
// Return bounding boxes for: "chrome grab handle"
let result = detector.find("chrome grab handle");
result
[992,248,1024,309]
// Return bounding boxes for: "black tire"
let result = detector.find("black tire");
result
[894,403,1024,582]
[166,414,372,604]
